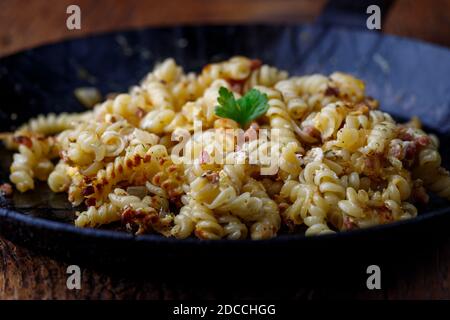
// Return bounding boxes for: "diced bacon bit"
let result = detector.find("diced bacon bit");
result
[343,216,358,230]
[398,128,414,141]
[126,159,133,168]
[378,207,393,223]
[168,189,183,202]
[115,180,130,189]
[199,150,210,164]
[102,156,116,163]
[201,170,219,184]
[148,212,160,225]
[389,142,403,160]
[134,155,143,166]
[250,59,262,71]
[415,135,430,147]
[404,143,417,160]
[397,129,430,160]
[0,183,13,197]
[150,197,160,207]
[13,136,32,148]
[121,207,149,225]
[324,86,339,97]
[227,79,245,94]
[121,208,134,225]
[278,202,289,211]
[121,207,161,235]
[136,107,147,119]
[363,156,381,175]
[143,154,152,163]
[302,125,321,140]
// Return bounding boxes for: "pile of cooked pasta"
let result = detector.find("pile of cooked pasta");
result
[2,56,450,240]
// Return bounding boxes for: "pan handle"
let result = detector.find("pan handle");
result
[317,0,395,30]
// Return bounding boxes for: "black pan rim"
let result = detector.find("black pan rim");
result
[1,205,449,247]
[2,22,450,62]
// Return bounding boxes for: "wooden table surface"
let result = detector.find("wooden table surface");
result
[0,0,449,300]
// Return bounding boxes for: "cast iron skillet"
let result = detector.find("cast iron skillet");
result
[0,25,449,277]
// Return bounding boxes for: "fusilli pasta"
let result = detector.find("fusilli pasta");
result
[2,56,449,240]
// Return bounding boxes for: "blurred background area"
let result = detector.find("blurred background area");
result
[0,0,449,57]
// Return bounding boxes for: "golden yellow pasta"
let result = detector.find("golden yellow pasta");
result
[2,56,449,240]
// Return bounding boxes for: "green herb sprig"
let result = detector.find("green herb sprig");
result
[214,87,269,127]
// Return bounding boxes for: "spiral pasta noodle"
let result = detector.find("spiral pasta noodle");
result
[2,56,448,240]
[10,136,56,192]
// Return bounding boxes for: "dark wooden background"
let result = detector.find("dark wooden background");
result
[0,0,449,299]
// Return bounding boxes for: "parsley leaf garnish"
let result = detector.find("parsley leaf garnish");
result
[215,87,269,127]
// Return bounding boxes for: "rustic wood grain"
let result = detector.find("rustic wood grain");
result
[1,235,449,300]
[1,0,449,58]
[0,0,450,300]
[0,0,327,57]
[384,0,450,47]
